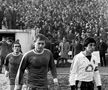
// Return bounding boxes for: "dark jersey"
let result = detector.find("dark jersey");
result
[15,49,57,88]
[4,53,23,79]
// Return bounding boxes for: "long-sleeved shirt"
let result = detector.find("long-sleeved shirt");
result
[69,52,102,86]
[4,52,23,79]
[15,49,57,88]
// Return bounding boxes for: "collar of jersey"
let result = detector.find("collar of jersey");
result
[33,49,45,54]
[12,52,21,56]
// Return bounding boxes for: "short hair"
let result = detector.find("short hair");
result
[12,42,21,48]
[83,37,96,47]
[2,36,7,40]
[34,34,47,42]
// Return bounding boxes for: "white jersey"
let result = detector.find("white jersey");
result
[69,52,101,86]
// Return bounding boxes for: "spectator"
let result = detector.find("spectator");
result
[73,39,83,56]
[0,7,4,29]
[53,42,60,66]
[70,39,75,58]
[59,37,70,64]
[4,6,12,29]
[44,37,53,51]
[0,36,8,73]
[98,38,107,66]
[6,38,13,53]
[11,7,17,29]
[67,30,75,43]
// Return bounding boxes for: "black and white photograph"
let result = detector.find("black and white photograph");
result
[0,0,108,90]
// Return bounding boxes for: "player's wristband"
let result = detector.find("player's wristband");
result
[53,78,58,83]
[14,85,22,90]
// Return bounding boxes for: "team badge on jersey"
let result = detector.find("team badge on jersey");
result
[85,64,94,72]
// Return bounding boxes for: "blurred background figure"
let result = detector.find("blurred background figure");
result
[6,37,13,53]
[0,37,8,73]
[73,39,83,56]
[59,37,70,65]
[0,6,4,29]
[69,39,75,59]
[98,38,108,67]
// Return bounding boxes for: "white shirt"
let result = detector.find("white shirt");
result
[69,52,102,86]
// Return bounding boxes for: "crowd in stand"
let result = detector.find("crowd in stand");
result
[0,0,107,68]
[0,0,106,34]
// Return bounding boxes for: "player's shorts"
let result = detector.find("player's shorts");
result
[76,80,94,90]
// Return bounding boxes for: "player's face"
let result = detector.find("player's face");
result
[13,44,21,53]
[85,43,96,54]
[34,38,45,52]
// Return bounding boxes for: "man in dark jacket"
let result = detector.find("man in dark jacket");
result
[73,39,83,56]
[98,39,107,66]
[0,37,8,73]
[0,7,4,29]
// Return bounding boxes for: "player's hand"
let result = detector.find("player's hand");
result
[14,85,22,90]
[53,78,59,86]
[24,69,28,74]
[22,84,28,90]
[5,71,9,77]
